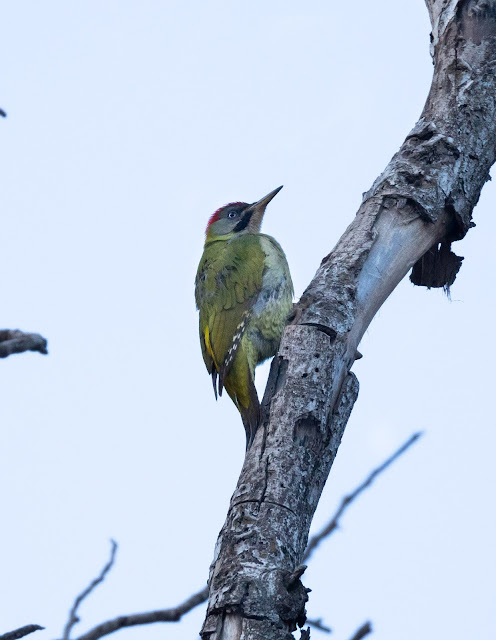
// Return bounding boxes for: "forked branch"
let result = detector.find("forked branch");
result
[62,540,117,640]
[74,586,209,640]
[67,434,420,640]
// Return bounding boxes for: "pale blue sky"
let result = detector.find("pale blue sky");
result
[1,2,495,639]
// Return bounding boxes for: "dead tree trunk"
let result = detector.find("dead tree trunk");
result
[201,2,496,638]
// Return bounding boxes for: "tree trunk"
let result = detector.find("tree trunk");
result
[201,2,496,638]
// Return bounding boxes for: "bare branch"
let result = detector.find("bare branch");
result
[69,434,418,640]
[304,432,422,563]
[62,540,118,640]
[306,618,331,633]
[0,626,44,640]
[0,330,48,359]
[74,586,209,640]
[348,621,372,640]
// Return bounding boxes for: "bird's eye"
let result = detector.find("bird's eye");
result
[228,211,237,218]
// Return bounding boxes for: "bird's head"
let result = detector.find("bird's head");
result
[205,186,283,240]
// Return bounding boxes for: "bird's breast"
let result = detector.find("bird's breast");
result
[244,235,293,366]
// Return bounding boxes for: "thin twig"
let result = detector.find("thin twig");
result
[348,621,372,640]
[303,432,422,562]
[75,586,209,640]
[306,617,331,633]
[0,626,44,640]
[0,330,48,358]
[62,540,118,640]
[72,433,420,640]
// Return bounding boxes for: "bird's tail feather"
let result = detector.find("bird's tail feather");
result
[224,359,261,450]
[239,388,260,451]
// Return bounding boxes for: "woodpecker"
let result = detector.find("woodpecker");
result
[195,186,293,449]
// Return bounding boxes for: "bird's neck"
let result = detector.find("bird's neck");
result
[204,230,259,246]
[204,231,234,245]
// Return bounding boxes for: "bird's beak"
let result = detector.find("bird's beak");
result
[246,185,283,232]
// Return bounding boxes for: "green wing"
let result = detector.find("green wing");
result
[195,234,264,395]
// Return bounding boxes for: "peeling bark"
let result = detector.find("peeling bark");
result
[201,2,496,638]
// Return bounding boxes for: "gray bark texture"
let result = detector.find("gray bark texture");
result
[201,2,496,638]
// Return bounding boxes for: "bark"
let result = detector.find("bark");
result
[201,2,496,638]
